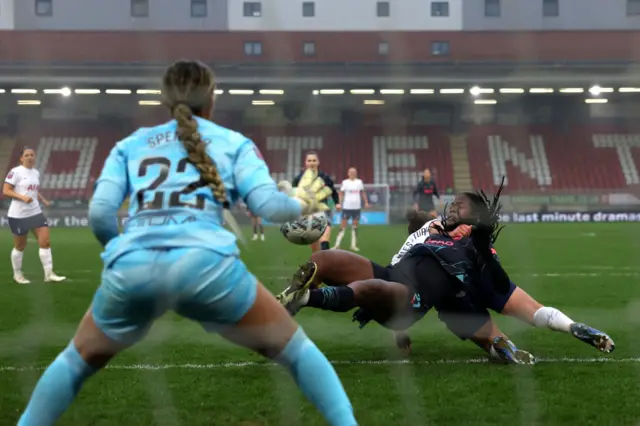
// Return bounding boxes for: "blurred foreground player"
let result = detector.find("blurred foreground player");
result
[293,151,340,252]
[334,167,369,251]
[18,60,357,426]
[3,147,66,284]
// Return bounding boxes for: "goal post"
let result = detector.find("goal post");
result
[330,183,390,226]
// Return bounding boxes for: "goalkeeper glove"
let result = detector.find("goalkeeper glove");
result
[277,180,293,194]
[279,169,333,215]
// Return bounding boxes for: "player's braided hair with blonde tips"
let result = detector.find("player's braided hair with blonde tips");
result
[162,60,229,209]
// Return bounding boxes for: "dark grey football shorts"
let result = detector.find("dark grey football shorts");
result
[8,213,48,236]
[341,209,361,220]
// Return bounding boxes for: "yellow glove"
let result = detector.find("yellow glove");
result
[289,169,333,215]
[277,180,293,194]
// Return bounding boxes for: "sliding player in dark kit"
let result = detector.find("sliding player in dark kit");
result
[278,184,534,363]
[278,181,614,359]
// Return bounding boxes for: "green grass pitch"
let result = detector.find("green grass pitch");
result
[0,223,639,425]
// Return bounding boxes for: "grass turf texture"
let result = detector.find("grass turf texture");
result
[0,224,639,425]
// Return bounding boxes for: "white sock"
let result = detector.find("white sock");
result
[532,307,573,333]
[351,227,358,247]
[334,229,345,247]
[11,249,24,275]
[39,248,53,276]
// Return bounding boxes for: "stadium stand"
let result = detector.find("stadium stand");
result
[4,123,640,201]
[468,126,640,193]
[5,121,120,200]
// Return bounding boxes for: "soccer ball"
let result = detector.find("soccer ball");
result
[281,213,328,245]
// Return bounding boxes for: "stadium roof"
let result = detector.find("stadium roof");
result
[0,61,637,86]
[0,31,640,85]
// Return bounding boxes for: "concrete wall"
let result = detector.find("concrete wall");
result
[13,0,228,30]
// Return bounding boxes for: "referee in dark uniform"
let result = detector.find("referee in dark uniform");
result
[412,168,439,217]
[292,151,340,251]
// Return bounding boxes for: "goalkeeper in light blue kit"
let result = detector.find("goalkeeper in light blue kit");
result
[18,60,357,426]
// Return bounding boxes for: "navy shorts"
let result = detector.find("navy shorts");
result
[8,213,48,236]
[342,209,361,221]
[476,269,517,313]
[392,254,491,340]
[371,261,391,281]
[356,261,428,331]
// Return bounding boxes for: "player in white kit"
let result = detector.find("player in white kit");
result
[2,147,66,284]
[333,167,369,251]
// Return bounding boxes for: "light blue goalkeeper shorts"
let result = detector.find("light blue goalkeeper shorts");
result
[92,248,258,345]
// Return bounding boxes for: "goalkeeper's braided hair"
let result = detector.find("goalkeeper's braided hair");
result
[162,60,229,209]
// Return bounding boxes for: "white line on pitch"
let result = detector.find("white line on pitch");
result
[0,357,636,372]
[512,272,640,278]
[2,272,638,285]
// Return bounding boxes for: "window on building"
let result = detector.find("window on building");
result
[244,41,263,56]
[191,0,207,17]
[431,2,449,17]
[378,41,389,56]
[484,0,500,17]
[377,1,390,17]
[35,0,53,16]
[131,0,149,17]
[542,0,559,17]
[302,2,315,17]
[243,2,262,17]
[303,42,316,56]
[431,41,450,56]
[627,0,640,15]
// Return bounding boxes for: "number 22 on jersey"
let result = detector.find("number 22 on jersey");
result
[135,157,208,213]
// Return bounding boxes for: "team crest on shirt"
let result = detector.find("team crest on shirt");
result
[7,172,13,179]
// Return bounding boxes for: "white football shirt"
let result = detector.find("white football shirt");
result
[4,166,42,218]
[340,178,364,210]
[390,219,437,266]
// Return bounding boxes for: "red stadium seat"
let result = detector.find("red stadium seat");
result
[5,120,123,201]
[3,121,640,201]
[465,125,640,193]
